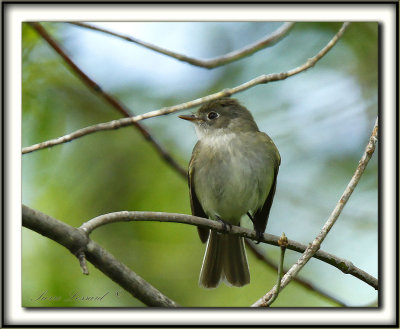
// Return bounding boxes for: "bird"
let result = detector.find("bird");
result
[179,97,280,288]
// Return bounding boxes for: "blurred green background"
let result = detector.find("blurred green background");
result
[22,22,378,307]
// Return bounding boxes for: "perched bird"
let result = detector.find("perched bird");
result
[179,98,280,288]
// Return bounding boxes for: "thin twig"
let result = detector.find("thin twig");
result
[76,250,89,275]
[252,117,379,307]
[68,22,295,69]
[77,208,377,290]
[265,233,288,307]
[22,205,178,307]
[245,240,347,306]
[26,22,186,178]
[22,22,350,155]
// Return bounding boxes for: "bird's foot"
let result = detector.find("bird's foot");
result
[255,230,263,244]
[216,216,232,233]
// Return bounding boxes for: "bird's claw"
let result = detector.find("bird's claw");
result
[216,216,232,233]
[255,230,263,244]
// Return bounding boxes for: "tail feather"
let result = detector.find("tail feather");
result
[199,231,250,288]
[199,231,223,288]
[223,234,250,287]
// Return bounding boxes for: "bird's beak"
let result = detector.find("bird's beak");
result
[178,114,200,122]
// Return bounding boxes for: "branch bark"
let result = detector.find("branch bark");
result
[22,22,350,155]
[22,205,178,307]
[68,22,295,69]
[265,233,288,307]
[252,117,379,307]
[77,208,377,290]
[245,240,347,306]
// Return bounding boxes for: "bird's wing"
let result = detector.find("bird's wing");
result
[252,133,281,237]
[189,141,210,243]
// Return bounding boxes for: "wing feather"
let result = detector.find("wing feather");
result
[189,141,210,243]
[252,133,281,236]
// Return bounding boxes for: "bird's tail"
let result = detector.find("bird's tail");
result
[199,230,250,288]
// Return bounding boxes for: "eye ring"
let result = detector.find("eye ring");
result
[207,111,219,120]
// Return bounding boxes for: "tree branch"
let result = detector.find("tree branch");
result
[265,233,288,307]
[252,117,379,307]
[22,22,350,155]
[26,22,186,178]
[77,208,377,290]
[22,205,178,307]
[245,240,347,306]
[68,22,295,69]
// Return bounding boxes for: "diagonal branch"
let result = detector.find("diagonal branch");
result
[22,22,350,155]
[22,205,178,307]
[245,241,347,306]
[27,22,186,178]
[252,117,379,307]
[77,208,377,290]
[68,22,295,69]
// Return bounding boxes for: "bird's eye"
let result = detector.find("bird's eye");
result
[207,111,219,120]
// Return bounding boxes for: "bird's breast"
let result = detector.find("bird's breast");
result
[193,132,274,224]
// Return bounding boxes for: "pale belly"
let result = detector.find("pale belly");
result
[193,134,274,224]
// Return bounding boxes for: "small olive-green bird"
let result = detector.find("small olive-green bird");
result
[179,98,280,288]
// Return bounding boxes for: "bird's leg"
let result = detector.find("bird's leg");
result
[247,212,263,244]
[215,215,232,233]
